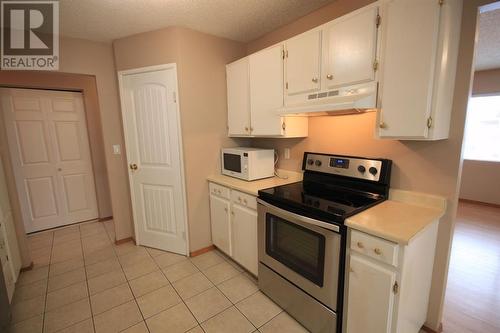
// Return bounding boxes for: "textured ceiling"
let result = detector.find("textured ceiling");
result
[59,0,334,43]
[476,8,500,71]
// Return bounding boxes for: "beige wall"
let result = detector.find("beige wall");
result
[113,27,248,252]
[246,0,488,330]
[459,69,500,205]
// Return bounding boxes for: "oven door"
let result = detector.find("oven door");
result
[257,199,341,310]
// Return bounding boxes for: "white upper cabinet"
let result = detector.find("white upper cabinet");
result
[226,57,250,136]
[377,0,462,140]
[323,6,379,89]
[285,30,322,98]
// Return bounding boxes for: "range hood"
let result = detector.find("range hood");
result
[278,81,378,116]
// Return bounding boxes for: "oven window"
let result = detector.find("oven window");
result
[223,153,241,173]
[266,214,325,287]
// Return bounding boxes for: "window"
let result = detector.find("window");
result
[463,95,500,162]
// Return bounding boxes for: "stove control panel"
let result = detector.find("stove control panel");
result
[304,153,385,182]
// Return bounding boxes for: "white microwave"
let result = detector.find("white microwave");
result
[221,147,275,181]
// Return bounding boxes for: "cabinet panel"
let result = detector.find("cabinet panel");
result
[378,0,441,138]
[324,7,378,89]
[232,204,258,276]
[249,44,284,136]
[285,30,322,97]
[347,254,396,333]
[226,58,250,136]
[209,194,231,255]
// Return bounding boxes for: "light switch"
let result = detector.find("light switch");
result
[112,144,121,155]
[284,148,290,160]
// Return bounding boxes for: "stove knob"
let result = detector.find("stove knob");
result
[357,165,366,173]
[307,159,314,165]
[369,167,378,175]
[315,160,322,167]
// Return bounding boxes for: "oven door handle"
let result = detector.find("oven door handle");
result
[257,198,340,233]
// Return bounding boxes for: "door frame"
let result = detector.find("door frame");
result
[117,63,190,255]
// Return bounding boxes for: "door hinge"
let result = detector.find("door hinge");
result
[282,122,286,131]
[285,50,289,58]
[173,91,177,103]
[393,281,399,294]
[373,60,379,71]
[282,50,285,59]
[286,82,289,90]
[376,14,381,28]
[427,117,433,129]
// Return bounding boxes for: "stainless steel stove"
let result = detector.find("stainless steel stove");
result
[257,152,392,333]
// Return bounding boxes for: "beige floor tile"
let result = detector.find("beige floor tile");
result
[203,261,240,284]
[90,283,134,315]
[50,246,83,264]
[218,273,259,303]
[85,257,121,279]
[114,241,141,256]
[84,246,116,266]
[162,260,199,282]
[9,314,43,333]
[121,321,149,333]
[49,257,84,277]
[47,267,86,292]
[31,253,51,268]
[53,231,80,245]
[122,257,158,280]
[118,247,149,267]
[258,312,308,333]
[44,298,92,333]
[186,326,204,333]
[80,222,106,238]
[145,247,168,257]
[46,281,88,311]
[172,272,213,300]
[236,291,282,328]
[190,251,224,270]
[93,300,143,333]
[137,284,181,318]
[11,295,45,323]
[146,303,197,333]
[153,251,187,268]
[57,318,94,333]
[12,279,47,303]
[87,268,126,295]
[82,238,112,254]
[128,270,169,298]
[29,234,53,250]
[185,287,232,322]
[51,240,81,253]
[201,306,255,333]
[53,225,80,237]
[17,266,49,286]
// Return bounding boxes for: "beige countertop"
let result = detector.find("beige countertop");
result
[207,170,303,196]
[346,189,447,245]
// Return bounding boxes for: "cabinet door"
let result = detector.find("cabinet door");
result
[347,254,396,333]
[324,7,378,89]
[249,44,285,136]
[231,204,258,275]
[378,0,441,138]
[285,30,322,97]
[209,194,231,255]
[226,58,250,136]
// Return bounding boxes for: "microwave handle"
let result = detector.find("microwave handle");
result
[257,198,340,233]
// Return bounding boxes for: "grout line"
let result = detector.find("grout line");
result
[41,230,55,332]
[77,224,97,333]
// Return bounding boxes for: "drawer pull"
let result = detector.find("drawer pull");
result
[374,248,382,255]
[224,207,228,213]
[357,242,364,249]
[238,197,242,202]
[243,199,247,205]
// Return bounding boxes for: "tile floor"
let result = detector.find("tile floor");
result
[9,220,309,333]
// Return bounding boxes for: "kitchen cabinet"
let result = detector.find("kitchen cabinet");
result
[322,6,379,89]
[209,183,232,255]
[226,57,250,136]
[231,202,258,275]
[377,0,461,140]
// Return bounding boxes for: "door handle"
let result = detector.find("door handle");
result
[129,163,138,171]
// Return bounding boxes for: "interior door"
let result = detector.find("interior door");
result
[119,65,188,255]
[0,88,99,233]
[324,6,378,89]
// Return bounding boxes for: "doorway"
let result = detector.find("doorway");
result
[0,88,99,233]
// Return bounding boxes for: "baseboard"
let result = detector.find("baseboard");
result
[20,262,33,272]
[190,245,215,257]
[459,198,500,208]
[115,237,135,245]
[421,323,443,333]
[98,216,113,222]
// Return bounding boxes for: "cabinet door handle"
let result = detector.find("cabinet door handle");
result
[357,242,364,249]
[245,127,249,132]
[129,163,138,170]
[379,122,387,129]
[231,211,235,216]
[243,199,247,205]
[224,207,228,213]
[326,74,333,80]
[238,197,242,202]
[312,77,318,83]
[374,248,382,255]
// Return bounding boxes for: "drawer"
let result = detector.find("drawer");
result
[231,190,257,210]
[350,230,399,266]
[209,182,230,200]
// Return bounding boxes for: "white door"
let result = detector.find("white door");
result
[285,30,322,97]
[119,65,188,255]
[226,58,251,136]
[209,194,231,255]
[249,44,285,136]
[323,6,378,89]
[231,203,258,275]
[0,88,99,233]
[347,253,396,333]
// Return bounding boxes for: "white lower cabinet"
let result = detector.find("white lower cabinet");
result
[208,182,258,275]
